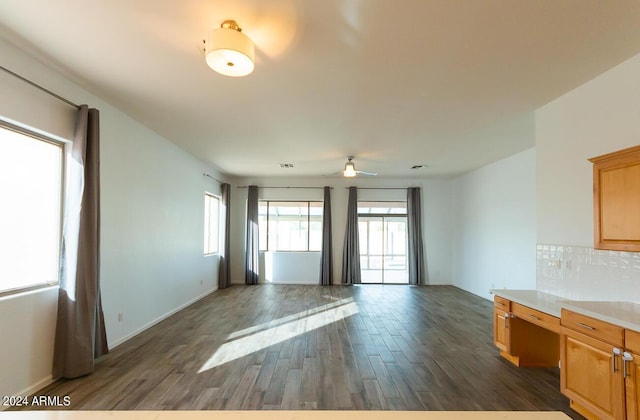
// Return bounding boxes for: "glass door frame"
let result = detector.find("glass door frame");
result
[358,207,408,284]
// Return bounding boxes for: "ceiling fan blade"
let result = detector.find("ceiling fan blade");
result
[356,170,377,176]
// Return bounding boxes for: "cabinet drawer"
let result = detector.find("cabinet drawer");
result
[561,308,624,347]
[512,303,560,333]
[494,295,511,311]
[626,329,640,354]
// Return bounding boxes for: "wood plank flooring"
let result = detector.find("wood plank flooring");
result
[24,285,581,418]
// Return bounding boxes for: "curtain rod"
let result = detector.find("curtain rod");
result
[347,187,410,190]
[237,186,332,189]
[203,173,224,184]
[0,65,80,109]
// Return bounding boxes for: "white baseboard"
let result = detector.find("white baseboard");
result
[0,375,57,411]
[109,287,218,349]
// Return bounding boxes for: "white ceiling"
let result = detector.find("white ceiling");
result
[1,1,639,178]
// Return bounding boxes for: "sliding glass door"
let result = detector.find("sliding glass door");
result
[358,202,408,284]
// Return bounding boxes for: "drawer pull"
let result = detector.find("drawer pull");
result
[497,302,505,306]
[528,314,541,321]
[576,322,595,331]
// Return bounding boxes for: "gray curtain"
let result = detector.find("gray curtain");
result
[218,183,231,289]
[341,187,361,284]
[53,105,108,379]
[319,186,333,285]
[407,187,426,285]
[245,185,259,285]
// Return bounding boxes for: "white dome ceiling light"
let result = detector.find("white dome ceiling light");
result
[205,20,255,77]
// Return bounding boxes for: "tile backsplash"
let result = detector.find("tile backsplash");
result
[536,244,640,302]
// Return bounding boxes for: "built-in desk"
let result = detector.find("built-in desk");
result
[491,290,566,367]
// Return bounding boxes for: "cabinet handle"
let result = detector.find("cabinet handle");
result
[623,352,633,378]
[497,302,505,307]
[612,348,622,373]
[528,314,541,321]
[498,314,507,330]
[576,322,595,331]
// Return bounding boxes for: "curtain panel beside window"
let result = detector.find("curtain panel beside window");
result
[52,105,108,379]
[341,186,361,284]
[319,186,333,285]
[407,187,426,285]
[245,185,259,285]
[218,182,231,289]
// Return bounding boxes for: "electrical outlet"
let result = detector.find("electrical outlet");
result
[118,313,123,322]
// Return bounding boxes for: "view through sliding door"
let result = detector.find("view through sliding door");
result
[358,202,408,284]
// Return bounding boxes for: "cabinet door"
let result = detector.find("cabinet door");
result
[493,308,509,352]
[626,351,640,420]
[561,329,625,419]
[590,145,640,252]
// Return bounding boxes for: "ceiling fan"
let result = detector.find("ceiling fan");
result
[341,156,377,177]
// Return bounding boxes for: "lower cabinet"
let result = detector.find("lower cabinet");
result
[625,330,640,420]
[625,350,640,420]
[560,308,626,420]
[493,296,511,353]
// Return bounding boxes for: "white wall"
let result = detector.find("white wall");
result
[535,52,640,301]
[451,148,537,300]
[0,287,58,400]
[229,176,453,286]
[536,53,640,246]
[100,113,222,348]
[263,252,321,284]
[0,38,223,398]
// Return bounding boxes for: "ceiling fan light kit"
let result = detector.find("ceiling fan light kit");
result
[343,160,357,177]
[205,20,254,77]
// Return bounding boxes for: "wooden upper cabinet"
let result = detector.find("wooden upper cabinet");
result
[589,145,640,252]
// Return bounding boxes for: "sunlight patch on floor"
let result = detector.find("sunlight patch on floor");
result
[198,301,358,372]
[226,297,354,340]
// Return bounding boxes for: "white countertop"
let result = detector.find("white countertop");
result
[491,289,640,332]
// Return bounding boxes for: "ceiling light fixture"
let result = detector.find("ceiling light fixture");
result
[205,20,254,77]
[343,157,357,177]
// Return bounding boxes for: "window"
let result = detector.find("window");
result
[204,193,220,255]
[258,201,322,251]
[0,123,64,295]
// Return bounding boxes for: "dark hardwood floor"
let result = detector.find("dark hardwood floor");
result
[27,285,581,417]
